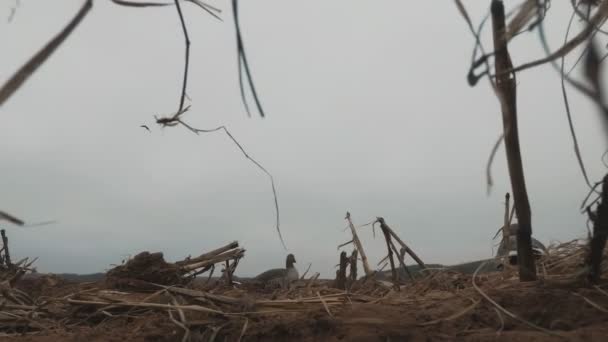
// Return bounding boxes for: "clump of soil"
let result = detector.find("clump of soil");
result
[105,251,184,290]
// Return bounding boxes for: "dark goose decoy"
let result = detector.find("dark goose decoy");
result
[255,254,299,288]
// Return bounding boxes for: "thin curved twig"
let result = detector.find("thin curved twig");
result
[560,5,596,190]
[472,261,566,339]
[174,0,190,113]
[177,120,286,250]
[486,133,504,195]
[232,0,266,117]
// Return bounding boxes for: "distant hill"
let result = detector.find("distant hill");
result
[380,258,500,280]
[25,259,500,284]
[57,273,105,282]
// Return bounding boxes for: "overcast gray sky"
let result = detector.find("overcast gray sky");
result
[1,1,607,277]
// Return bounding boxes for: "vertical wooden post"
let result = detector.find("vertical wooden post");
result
[491,0,536,281]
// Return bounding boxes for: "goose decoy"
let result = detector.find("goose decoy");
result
[496,223,547,265]
[254,254,299,289]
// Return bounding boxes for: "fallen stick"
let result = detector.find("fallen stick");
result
[175,241,239,266]
[317,291,333,317]
[181,248,245,272]
[66,299,225,315]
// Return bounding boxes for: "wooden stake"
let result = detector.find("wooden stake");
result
[491,0,536,281]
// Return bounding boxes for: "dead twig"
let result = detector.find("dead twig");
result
[317,291,333,317]
[0,0,93,107]
[237,318,248,342]
[175,121,285,250]
[0,211,24,226]
[299,263,312,280]
[573,292,608,313]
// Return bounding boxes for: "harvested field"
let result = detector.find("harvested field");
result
[0,240,606,341]
[3,0,608,341]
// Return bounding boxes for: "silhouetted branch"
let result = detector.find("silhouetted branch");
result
[174,0,191,113]
[0,211,24,226]
[232,0,266,117]
[0,0,93,108]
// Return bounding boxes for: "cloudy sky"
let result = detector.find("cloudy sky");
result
[1,1,606,277]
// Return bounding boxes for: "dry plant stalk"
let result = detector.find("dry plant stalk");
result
[335,251,348,290]
[345,212,372,275]
[586,174,608,283]
[0,211,24,226]
[0,0,93,107]
[491,0,536,281]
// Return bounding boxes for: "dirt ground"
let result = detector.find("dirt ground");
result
[4,271,608,342]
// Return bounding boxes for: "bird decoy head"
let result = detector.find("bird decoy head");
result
[286,254,296,268]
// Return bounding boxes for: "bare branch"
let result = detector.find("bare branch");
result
[510,0,608,74]
[0,211,24,226]
[232,0,266,117]
[0,0,93,108]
